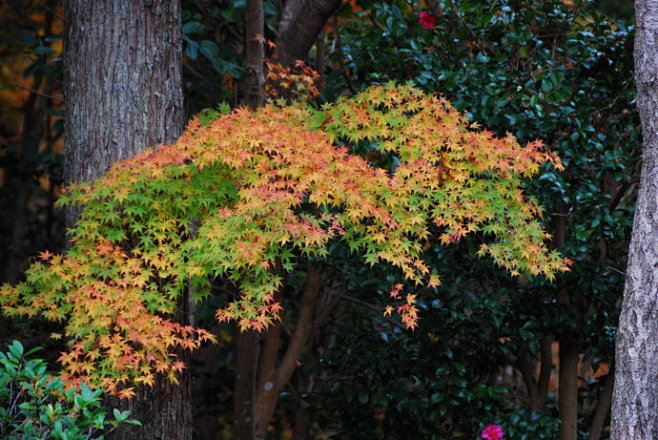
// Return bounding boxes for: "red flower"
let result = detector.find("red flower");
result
[481,424,504,440]
[418,11,437,30]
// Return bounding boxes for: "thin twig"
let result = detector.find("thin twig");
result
[12,84,63,102]
[341,294,406,329]
[607,266,626,276]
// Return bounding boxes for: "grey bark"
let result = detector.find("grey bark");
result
[611,1,658,438]
[63,1,189,439]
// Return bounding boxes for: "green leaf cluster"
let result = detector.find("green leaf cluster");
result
[0,340,140,440]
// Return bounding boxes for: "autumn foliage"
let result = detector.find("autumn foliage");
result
[0,84,567,395]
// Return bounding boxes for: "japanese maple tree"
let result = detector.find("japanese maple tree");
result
[0,83,567,396]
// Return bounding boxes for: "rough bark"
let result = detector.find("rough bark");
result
[63,1,189,438]
[559,333,580,440]
[611,2,658,438]
[64,0,184,186]
[274,0,342,66]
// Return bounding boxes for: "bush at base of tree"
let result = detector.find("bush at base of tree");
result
[0,340,140,440]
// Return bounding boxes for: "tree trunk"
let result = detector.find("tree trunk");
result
[233,329,260,440]
[232,5,264,439]
[559,333,580,440]
[63,1,189,439]
[611,2,658,438]
[64,0,184,186]
[244,0,265,108]
[231,1,341,434]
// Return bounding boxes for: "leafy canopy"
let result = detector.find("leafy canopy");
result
[1,83,567,395]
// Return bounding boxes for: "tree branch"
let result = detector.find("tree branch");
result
[537,335,554,407]
[274,0,342,66]
[274,265,321,388]
[589,371,614,440]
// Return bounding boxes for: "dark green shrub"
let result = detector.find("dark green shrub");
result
[0,340,140,440]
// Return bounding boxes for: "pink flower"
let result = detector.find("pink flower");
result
[418,11,437,30]
[481,424,504,440]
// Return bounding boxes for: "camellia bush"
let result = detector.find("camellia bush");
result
[318,1,637,437]
[0,84,567,397]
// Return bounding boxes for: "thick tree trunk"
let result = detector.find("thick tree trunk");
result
[274,0,342,66]
[63,1,189,439]
[64,0,184,186]
[611,2,658,438]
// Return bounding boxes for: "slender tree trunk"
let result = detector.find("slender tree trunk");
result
[554,210,583,440]
[611,2,658,438]
[233,330,260,440]
[231,2,341,435]
[291,374,310,440]
[63,1,189,438]
[232,4,264,439]
[244,0,265,108]
[559,333,580,440]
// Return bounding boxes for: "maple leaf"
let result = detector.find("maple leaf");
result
[38,250,54,261]
[117,387,136,399]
